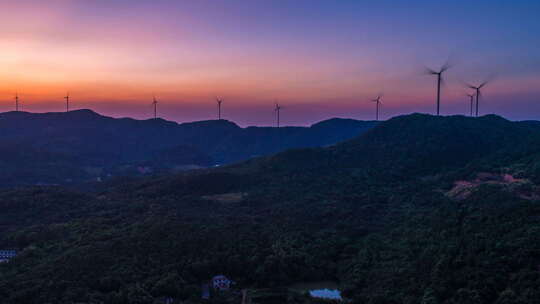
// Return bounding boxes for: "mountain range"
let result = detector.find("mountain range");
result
[0,109,376,186]
[0,113,539,304]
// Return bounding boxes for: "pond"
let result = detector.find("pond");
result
[290,281,342,301]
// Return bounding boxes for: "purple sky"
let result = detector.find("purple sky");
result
[0,0,539,126]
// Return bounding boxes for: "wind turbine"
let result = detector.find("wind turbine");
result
[466,93,475,117]
[216,97,223,120]
[152,96,158,119]
[371,95,382,121]
[14,92,19,112]
[274,102,282,128]
[467,81,489,117]
[426,62,451,116]
[64,92,70,112]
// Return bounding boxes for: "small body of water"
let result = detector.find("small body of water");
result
[290,281,342,301]
[309,288,342,300]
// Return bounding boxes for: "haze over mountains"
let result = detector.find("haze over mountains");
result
[1,113,539,303]
[0,109,376,187]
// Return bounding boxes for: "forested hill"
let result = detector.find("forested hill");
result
[0,113,539,304]
[0,109,376,186]
[252,113,540,176]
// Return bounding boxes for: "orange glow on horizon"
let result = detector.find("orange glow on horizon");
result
[0,1,538,125]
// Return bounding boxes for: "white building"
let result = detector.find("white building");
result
[212,275,231,291]
[0,250,17,263]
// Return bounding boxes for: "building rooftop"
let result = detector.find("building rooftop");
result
[0,250,18,258]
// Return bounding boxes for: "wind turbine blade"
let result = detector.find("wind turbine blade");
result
[424,67,437,75]
[440,61,452,73]
[479,81,489,89]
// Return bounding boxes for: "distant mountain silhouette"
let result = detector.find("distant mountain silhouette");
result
[0,109,376,186]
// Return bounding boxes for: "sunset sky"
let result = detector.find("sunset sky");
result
[0,0,539,126]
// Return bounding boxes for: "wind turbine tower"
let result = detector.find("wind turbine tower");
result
[371,95,382,121]
[64,93,70,112]
[14,92,19,112]
[466,93,475,117]
[467,81,489,117]
[426,62,451,115]
[216,98,223,120]
[274,103,282,128]
[152,96,158,119]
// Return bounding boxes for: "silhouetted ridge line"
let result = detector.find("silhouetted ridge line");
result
[257,112,537,178]
[0,110,376,186]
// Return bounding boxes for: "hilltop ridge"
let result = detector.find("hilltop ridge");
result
[0,109,376,186]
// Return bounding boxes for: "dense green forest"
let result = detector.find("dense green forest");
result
[0,114,539,304]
